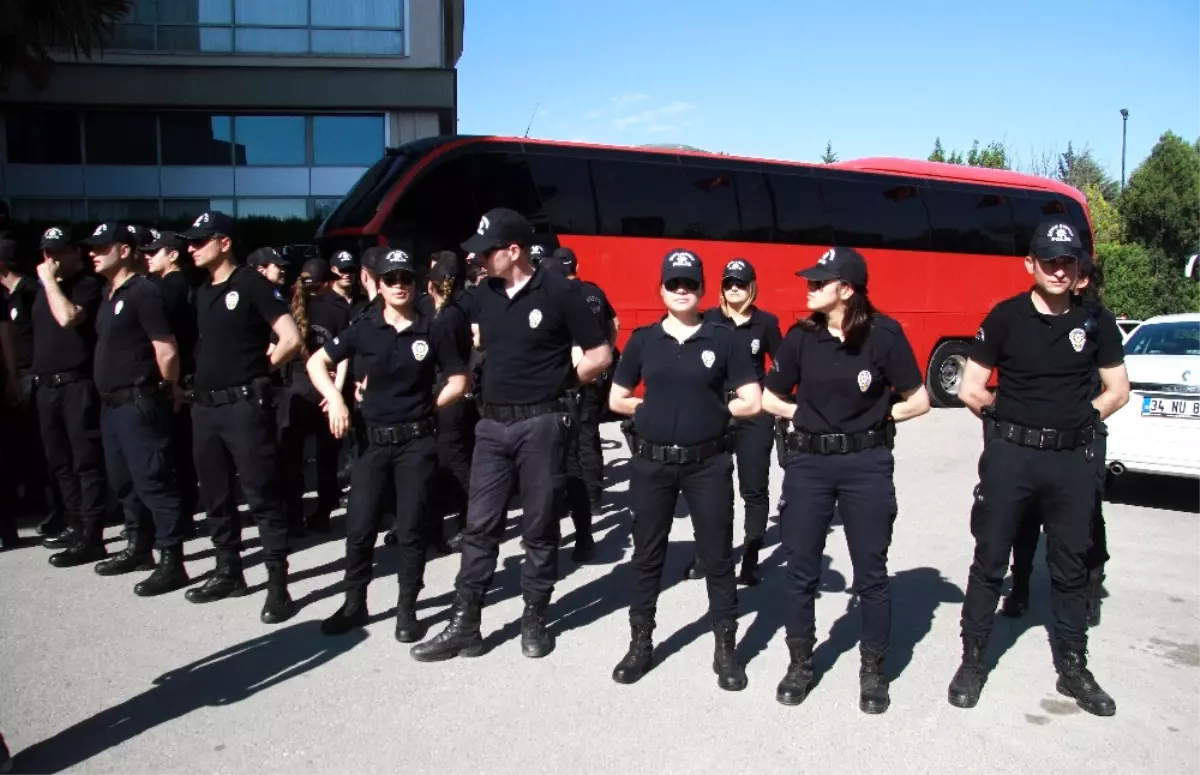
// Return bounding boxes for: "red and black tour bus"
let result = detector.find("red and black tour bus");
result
[315,135,1095,408]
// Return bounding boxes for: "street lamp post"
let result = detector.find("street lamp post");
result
[1120,108,1129,191]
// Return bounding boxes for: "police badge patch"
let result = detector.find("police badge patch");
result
[225,291,239,310]
[529,309,543,329]
[751,338,760,355]
[412,340,429,361]
[1068,328,1086,353]
[857,370,872,392]
[701,350,715,368]
[115,300,125,315]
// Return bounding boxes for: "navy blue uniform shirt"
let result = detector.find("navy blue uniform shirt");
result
[614,320,757,447]
[31,271,103,376]
[765,315,922,434]
[3,276,38,371]
[94,275,174,393]
[324,306,467,427]
[702,306,782,381]
[194,266,289,391]
[152,271,197,377]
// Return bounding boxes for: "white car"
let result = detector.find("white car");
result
[1106,313,1200,479]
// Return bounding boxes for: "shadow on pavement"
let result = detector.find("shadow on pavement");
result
[13,619,374,774]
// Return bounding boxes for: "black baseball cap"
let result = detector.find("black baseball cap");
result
[144,229,186,253]
[540,256,570,276]
[796,247,869,288]
[331,250,357,272]
[179,210,235,241]
[378,249,415,275]
[247,246,290,268]
[552,247,578,274]
[0,239,17,267]
[1030,219,1086,262]
[661,249,704,284]
[300,258,331,285]
[722,258,756,283]
[80,222,140,248]
[128,224,155,250]
[360,246,388,274]
[39,225,72,251]
[461,208,534,255]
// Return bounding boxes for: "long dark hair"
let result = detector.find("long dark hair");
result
[801,282,879,348]
[428,251,465,312]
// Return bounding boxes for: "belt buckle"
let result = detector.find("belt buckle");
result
[1038,429,1056,450]
[667,444,685,464]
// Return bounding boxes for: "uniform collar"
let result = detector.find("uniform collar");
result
[712,305,760,328]
[368,304,431,335]
[653,318,717,341]
[483,265,546,299]
[109,273,145,298]
[1023,290,1083,319]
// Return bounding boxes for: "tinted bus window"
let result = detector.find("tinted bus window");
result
[926,186,1017,256]
[1010,193,1072,256]
[822,176,932,250]
[678,164,742,241]
[524,153,598,236]
[386,153,478,261]
[733,171,774,243]
[591,158,695,238]
[766,172,832,246]
[469,151,544,226]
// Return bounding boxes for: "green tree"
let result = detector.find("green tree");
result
[1083,182,1122,245]
[0,0,134,90]
[820,141,838,164]
[1119,131,1200,264]
[930,138,1005,168]
[1058,142,1117,200]
[1099,242,1199,319]
[929,138,946,163]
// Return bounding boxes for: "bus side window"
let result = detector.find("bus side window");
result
[820,174,932,251]
[927,185,1017,256]
[524,153,598,236]
[1010,194,1075,256]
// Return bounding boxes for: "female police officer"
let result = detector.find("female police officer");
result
[307,249,468,640]
[608,249,761,691]
[761,247,930,714]
[695,257,781,586]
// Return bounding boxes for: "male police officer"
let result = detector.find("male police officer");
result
[947,220,1129,717]
[83,222,190,596]
[32,225,109,567]
[180,211,303,624]
[248,246,290,286]
[411,208,611,662]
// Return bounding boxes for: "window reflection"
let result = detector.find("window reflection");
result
[234,0,307,25]
[310,0,400,27]
[237,199,309,219]
[161,114,235,165]
[313,116,385,166]
[6,109,82,164]
[233,116,306,165]
[85,112,158,165]
[234,27,308,54]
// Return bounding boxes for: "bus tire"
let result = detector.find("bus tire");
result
[927,340,972,409]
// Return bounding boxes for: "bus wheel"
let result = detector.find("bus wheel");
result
[927,340,972,408]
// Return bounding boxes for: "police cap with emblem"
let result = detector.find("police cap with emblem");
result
[80,222,140,248]
[301,258,332,285]
[39,225,73,251]
[552,247,578,274]
[144,229,187,253]
[247,246,291,268]
[796,247,869,288]
[331,250,358,273]
[1029,219,1086,262]
[378,249,415,275]
[179,210,235,241]
[461,208,534,255]
[722,257,755,283]
[661,249,704,284]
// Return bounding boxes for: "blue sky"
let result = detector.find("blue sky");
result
[457,0,1199,183]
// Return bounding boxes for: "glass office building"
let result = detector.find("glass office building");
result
[0,0,463,222]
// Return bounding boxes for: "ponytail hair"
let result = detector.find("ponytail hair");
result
[800,282,879,348]
[428,251,465,314]
[291,280,313,359]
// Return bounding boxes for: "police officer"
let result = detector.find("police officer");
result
[248,246,290,286]
[947,220,1129,717]
[1001,255,1112,627]
[762,247,930,713]
[693,257,782,587]
[31,225,109,567]
[0,237,63,535]
[180,211,304,624]
[280,258,350,534]
[83,222,191,595]
[330,250,359,306]
[411,208,611,662]
[310,249,468,638]
[606,249,760,689]
[145,229,201,536]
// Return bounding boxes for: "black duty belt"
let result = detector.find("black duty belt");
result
[481,397,570,424]
[100,382,169,408]
[785,424,895,455]
[629,434,729,465]
[187,380,269,407]
[367,419,435,445]
[985,419,1095,450]
[32,370,86,389]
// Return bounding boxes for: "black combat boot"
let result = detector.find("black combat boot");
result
[737,537,763,586]
[520,595,553,658]
[48,521,107,568]
[1000,564,1031,618]
[184,552,248,603]
[321,588,369,636]
[134,545,190,597]
[42,522,78,550]
[260,560,296,624]
[612,615,655,684]
[394,585,425,643]
[1055,644,1116,716]
[94,531,155,576]
[712,619,747,691]
[775,636,816,705]
[947,636,988,708]
[1086,567,1104,628]
[859,645,890,714]
[410,594,484,662]
[36,511,66,537]
[305,510,333,534]
[685,555,705,581]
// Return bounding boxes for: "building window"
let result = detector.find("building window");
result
[88,199,163,221]
[313,116,385,166]
[9,199,87,222]
[233,116,306,165]
[111,0,405,56]
[161,114,235,165]
[84,112,159,165]
[163,198,235,219]
[6,109,83,164]
[236,198,310,219]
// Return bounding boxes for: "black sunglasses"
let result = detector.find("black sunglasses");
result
[379,271,415,287]
[722,278,749,291]
[664,278,701,293]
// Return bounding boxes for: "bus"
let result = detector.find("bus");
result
[315,135,1095,408]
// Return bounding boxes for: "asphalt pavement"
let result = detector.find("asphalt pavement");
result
[1,408,1198,774]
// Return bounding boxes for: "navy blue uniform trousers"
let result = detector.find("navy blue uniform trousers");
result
[456,412,569,605]
[732,413,774,543]
[36,379,106,531]
[101,397,185,549]
[781,446,898,650]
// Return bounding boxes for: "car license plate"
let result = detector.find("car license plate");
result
[1141,396,1200,419]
